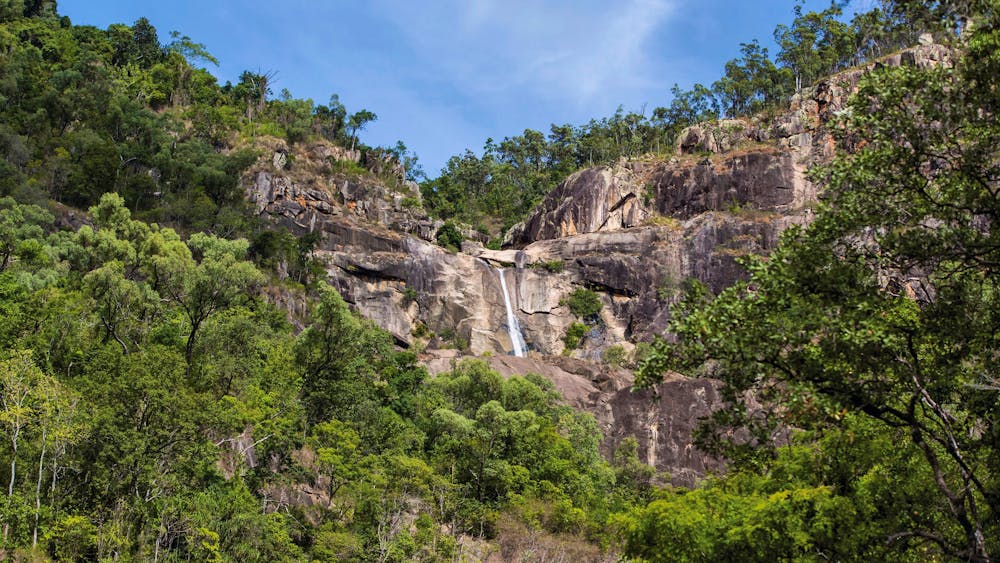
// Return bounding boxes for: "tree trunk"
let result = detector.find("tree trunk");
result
[32,427,47,548]
[5,427,20,544]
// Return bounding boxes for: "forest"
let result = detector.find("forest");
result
[1,0,998,561]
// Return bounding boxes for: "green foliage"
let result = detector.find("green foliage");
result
[602,345,626,367]
[434,221,463,251]
[637,5,1000,559]
[619,416,946,562]
[425,2,927,234]
[563,322,588,351]
[401,285,418,304]
[565,287,602,319]
[538,259,564,273]
[0,196,53,271]
[419,360,620,533]
[0,10,403,240]
[249,227,323,286]
[713,40,790,118]
[0,3,982,561]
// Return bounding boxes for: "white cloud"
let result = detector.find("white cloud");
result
[373,0,678,110]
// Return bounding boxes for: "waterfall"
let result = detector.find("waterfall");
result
[497,268,527,357]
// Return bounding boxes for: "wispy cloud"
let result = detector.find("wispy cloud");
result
[373,0,678,110]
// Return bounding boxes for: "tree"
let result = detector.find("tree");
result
[434,221,463,251]
[0,197,52,272]
[347,109,377,151]
[110,17,163,68]
[565,287,602,319]
[0,350,40,544]
[313,94,348,143]
[774,2,852,90]
[712,40,789,118]
[166,234,263,371]
[654,84,719,140]
[29,374,79,549]
[82,260,158,354]
[296,284,393,424]
[233,70,275,122]
[639,4,1000,559]
[388,140,425,182]
[165,31,218,107]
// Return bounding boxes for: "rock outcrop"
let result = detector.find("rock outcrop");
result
[423,351,723,487]
[506,165,649,245]
[244,42,951,484]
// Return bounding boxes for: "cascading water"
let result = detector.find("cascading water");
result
[497,268,527,357]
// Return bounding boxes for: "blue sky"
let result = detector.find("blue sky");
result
[59,0,854,176]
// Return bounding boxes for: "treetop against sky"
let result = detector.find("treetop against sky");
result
[60,0,850,174]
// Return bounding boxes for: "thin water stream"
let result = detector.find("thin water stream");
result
[497,268,527,357]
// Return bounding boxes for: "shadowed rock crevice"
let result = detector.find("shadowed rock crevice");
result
[244,43,951,484]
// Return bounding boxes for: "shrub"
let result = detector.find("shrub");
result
[411,322,430,339]
[643,215,682,230]
[564,322,588,351]
[631,342,654,368]
[566,288,602,319]
[603,345,627,367]
[435,221,464,251]
[539,260,564,273]
[402,286,418,303]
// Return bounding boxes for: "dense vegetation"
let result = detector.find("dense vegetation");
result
[0,1,416,240]
[421,0,923,235]
[0,4,648,560]
[637,1,1000,560]
[2,0,998,560]
[0,193,658,560]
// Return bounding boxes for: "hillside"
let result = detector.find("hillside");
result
[1,1,998,562]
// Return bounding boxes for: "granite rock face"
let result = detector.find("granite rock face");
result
[245,43,949,484]
[423,351,724,488]
[506,165,648,246]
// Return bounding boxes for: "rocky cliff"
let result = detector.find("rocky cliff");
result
[422,351,725,487]
[243,42,949,485]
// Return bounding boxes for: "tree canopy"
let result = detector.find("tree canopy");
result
[636,1,1000,559]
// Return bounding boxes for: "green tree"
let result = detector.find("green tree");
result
[82,260,158,354]
[0,197,52,272]
[296,284,419,426]
[1,350,40,545]
[434,221,463,251]
[167,234,262,370]
[347,109,377,151]
[713,40,789,118]
[313,93,348,143]
[639,5,1000,559]
[565,287,602,319]
[774,2,853,90]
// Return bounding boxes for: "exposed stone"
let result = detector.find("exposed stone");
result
[506,164,648,246]
[423,352,725,487]
[243,43,953,487]
[310,142,360,164]
[272,150,287,170]
[648,149,809,218]
[675,118,753,155]
[363,149,406,181]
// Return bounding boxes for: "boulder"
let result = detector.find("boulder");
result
[506,164,648,246]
